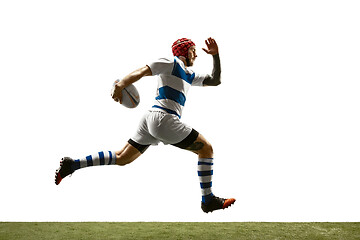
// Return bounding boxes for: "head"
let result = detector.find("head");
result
[172,38,197,66]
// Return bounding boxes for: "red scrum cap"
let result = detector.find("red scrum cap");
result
[172,38,195,59]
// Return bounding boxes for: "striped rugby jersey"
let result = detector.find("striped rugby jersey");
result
[148,56,206,118]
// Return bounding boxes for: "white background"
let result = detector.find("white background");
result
[1,0,359,222]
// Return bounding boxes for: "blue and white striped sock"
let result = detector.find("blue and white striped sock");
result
[72,151,117,171]
[198,158,214,204]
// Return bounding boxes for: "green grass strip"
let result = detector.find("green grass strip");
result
[1,222,360,240]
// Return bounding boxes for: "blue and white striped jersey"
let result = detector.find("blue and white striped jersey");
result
[148,56,206,118]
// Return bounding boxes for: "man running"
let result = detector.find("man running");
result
[55,37,235,213]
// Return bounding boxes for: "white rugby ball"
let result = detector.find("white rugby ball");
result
[112,80,140,108]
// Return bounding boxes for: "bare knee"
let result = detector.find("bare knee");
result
[197,142,213,158]
[185,134,214,158]
[115,152,129,166]
[116,151,140,166]
[115,143,142,166]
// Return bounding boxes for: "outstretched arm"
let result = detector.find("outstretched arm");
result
[202,38,221,86]
[112,65,152,103]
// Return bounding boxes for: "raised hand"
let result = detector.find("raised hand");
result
[202,37,219,55]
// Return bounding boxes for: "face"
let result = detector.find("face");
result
[187,46,197,66]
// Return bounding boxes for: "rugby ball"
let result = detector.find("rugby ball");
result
[112,79,140,108]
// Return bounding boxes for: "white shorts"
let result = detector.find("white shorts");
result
[130,110,199,154]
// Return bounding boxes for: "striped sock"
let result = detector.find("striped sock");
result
[198,158,214,204]
[72,151,117,171]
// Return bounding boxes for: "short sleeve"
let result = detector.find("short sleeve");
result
[191,73,208,86]
[147,58,174,76]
